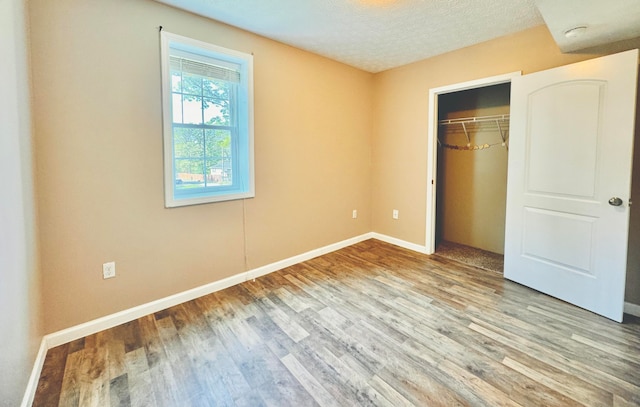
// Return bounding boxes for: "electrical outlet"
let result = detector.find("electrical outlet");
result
[352,209,358,219]
[103,261,116,279]
[392,209,399,219]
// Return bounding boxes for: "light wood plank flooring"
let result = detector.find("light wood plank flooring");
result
[33,239,640,406]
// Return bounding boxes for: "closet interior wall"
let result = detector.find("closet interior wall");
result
[436,83,511,255]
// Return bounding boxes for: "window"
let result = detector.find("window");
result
[160,31,254,207]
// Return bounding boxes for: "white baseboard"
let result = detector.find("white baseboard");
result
[370,232,428,254]
[44,272,247,348]
[624,302,640,318]
[20,338,48,407]
[45,233,373,348]
[246,233,374,281]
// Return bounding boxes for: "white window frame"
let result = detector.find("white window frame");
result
[160,31,254,207]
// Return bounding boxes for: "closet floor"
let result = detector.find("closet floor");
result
[436,240,504,273]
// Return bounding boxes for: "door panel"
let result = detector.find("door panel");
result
[522,208,596,273]
[526,82,603,197]
[505,49,638,322]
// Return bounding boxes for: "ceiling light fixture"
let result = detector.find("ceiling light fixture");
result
[357,0,400,6]
[564,26,587,38]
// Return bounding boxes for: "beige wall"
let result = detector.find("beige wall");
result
[0,0,42,404]
[371,25,640,303]
[437,85,510,254]
[30,0,373,333]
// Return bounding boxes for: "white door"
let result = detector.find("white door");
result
[504,49,639,322]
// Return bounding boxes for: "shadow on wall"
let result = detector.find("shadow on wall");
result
[625,71,640,305]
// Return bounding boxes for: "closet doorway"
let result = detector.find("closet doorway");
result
[425,72,520,272]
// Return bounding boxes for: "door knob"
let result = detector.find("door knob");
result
[608,197,623,206]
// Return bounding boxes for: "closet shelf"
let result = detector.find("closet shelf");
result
[438,114,510,148]
[438,114,509,127]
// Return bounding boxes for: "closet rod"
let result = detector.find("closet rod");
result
[438,114,509,126]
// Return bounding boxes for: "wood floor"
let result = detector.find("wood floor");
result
[33,239,640,406]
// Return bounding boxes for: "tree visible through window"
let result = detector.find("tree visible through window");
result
[160,31,254,207]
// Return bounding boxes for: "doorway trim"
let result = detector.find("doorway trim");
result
[425,72,522,254]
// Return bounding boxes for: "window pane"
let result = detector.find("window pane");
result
[174,159,205,191]
[206,159,231,186]
[171,93,183,124]
[204,129,230,160]
[182,96,203,125]
[171,72,182,92]
[205,129,232,186]
[203,78,228,99]
[174,127,204,157]
[181,73,202,97]
[174,127,204,188]
[203,98,229,125]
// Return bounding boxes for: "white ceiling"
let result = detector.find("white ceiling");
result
[534,0,640,53]
[154,0,640,73]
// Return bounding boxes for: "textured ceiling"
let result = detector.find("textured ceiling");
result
[154,0,544,72]
[153,0,640,73]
